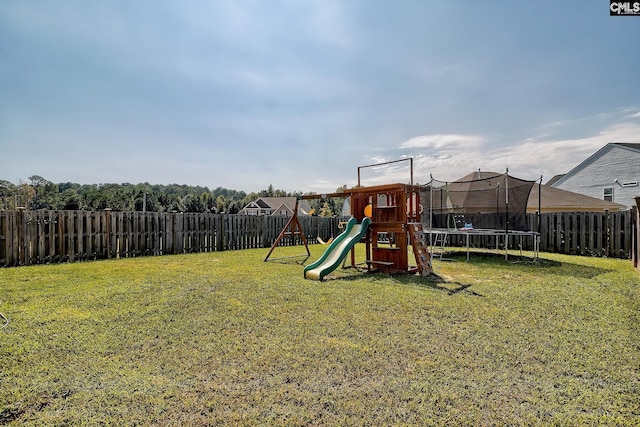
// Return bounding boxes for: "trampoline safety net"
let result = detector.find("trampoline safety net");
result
[421,171,536,232]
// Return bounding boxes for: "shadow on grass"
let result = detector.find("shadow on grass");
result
[326,267,484,297]
[438,250,612,279]
[439,250,556,265]
[264,255,311,265]
[392,272,485,297]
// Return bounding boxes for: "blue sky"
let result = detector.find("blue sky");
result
[1,1,639,193]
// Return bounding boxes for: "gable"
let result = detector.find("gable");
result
[244,201,261,209]
[271,203,294,216]
[552,143,640,208]
[553,143,640,188]
[256,199,271,208]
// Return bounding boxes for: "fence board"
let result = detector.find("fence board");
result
[0,212,7,265]
[0,212,3,264]
[578,213,586,255]
[633,202,640,270]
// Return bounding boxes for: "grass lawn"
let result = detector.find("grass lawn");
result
[1,245,639,426]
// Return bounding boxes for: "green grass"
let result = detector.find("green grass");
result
[1,245,639,426]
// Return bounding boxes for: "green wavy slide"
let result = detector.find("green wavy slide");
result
[303,217,371,281]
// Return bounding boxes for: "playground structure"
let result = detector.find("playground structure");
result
[265,161,545,278]
[300,182,432,280]
[343,182,430,276]
[265,158,434,281]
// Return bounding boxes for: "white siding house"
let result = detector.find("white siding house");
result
[551,143,640,209]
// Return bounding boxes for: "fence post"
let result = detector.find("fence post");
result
[219,214,226,251]
[259,214,265,249]
[630,208,636,265]
[604,209,610,257]
[171,211,178,254]
[0,211,5,266]
[16,207,26,266]
[632,196,640,269]
[104,209,112,258]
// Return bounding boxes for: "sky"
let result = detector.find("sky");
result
[1,1,640,194]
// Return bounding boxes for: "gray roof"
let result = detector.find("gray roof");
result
[614,142,640,151]
[545,174,565,186]
[528,184,627,212]
[256,199,271,208]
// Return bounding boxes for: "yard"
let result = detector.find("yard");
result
[0,245,638,425]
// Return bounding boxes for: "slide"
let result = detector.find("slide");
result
[304,217,371,281]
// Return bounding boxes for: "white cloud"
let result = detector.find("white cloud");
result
[501,122,640,179]
[409,122,640,183]
[378,118,640,185]
[399,134,483,150]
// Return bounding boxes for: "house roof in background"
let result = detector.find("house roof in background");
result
[248,197,312,214]
[545,174,565,186]
[528,184,627,213]
[553,142,640,188]
[256,199,271,208]
[614,142,640,151]
[258,197,298,209]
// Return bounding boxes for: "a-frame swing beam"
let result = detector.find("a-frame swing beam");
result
[264,199,311,262]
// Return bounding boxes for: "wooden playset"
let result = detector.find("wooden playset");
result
[347,182,431,276]
[265,158,433,280]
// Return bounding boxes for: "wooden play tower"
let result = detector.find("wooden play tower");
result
[348,182,432,276]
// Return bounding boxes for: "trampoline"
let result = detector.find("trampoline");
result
[422,170,541,261]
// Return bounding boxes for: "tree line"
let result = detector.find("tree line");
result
[0,176,346,216]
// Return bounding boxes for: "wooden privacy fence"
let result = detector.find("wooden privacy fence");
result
[0,209,635,267]
[443,210,633,258]
[536,210,632,258]
[0,209,343,267]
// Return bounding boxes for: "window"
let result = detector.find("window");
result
[603,187,614,202]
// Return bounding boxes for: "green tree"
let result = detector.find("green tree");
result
[59,188,81,210]
[319,201,333,217]
[15,181,35,208]
[28,175,56,209]
[215,195,227,213]
[0,180,16,210]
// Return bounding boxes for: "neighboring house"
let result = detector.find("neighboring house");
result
[527,184,627,213]
[239,197,313,216]
[551,143,640,209]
